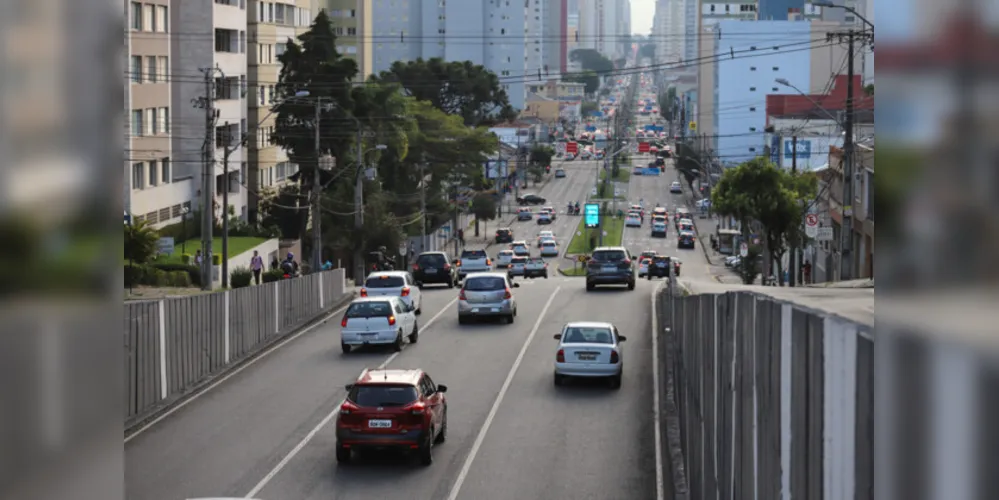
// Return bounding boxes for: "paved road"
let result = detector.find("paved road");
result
[124,154,663,500]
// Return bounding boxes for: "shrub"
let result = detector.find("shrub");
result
[149,262,202,287]
[124,265,147,288]
[181,253,192,264]
[262,269,284,283]
[125,220,160,264]
[212,254,222,266]
[167,271,192,287]
[230,267,253,288]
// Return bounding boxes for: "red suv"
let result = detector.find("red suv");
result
[336,368,448,466]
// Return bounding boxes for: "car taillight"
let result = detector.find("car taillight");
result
[359,288,368,297]
[339,400,360,415]
[610,351,620,364]
[444,263,451,270]
[341,316,349,327]
[401,286,410,297]
[407,401,426,415]
[412,264,419,271]
[388,315,396,326]
[459,289,467,300]
[556,349,565,363]
[486,259,492,266]
[622,259,631,265]
[503,288,512,299]
[456,260,461,266]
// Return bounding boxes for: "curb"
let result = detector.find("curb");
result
[680,184,718,267]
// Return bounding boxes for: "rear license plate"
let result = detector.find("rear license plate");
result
[368,419,392,428]
[602,265,616,272]
[657,263,666,267]
[471,308,479,313]
[578,353,597,361]
[425,268,437,273]
[491,308,500,312]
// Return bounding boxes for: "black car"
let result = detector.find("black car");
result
[585,247,636,291]
[516,193,547,205]
[495,228,514,243]
[411,252,457,288]
[646,256,678,279]
[678,232,696,249]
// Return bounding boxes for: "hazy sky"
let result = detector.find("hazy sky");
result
[631,0,655,35]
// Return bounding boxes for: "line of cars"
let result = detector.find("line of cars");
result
[515,204,559,224]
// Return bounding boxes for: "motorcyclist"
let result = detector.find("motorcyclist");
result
[574,201,580,214]
[567,201,574,214]
[280,252,298,277]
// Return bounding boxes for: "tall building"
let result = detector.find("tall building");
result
[318,0,375,78]
[127,0,188,228]
[370,0,530,110]
[543,0,569,74]
[654,0,684,64]
[246,1,313,223]
[618,0,631,56]
[699,0,758,26]
[526,0,546,79]
[757,0,803,20]
[682,0,697,63]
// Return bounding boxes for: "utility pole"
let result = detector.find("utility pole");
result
[312,99,322,274]
[197,66,222,291]
[353,124,364,283]
[789,135,798,287]
[420,162,428,252]
[219,122,244,288]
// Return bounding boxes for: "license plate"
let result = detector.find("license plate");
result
[578,353,597,361]
[602,265,616,272]
[657,263,666,267]
[425,268,437,273]
[491,308,500,312]
[471,308,479,313]
[368,419,392,428]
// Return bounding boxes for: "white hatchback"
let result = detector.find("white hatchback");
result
[540,240,559,257]
[553,321,627,388]
[360,271,422,314]
[340,297,418,354]
[495,249,515,268]
[625,213,643,227]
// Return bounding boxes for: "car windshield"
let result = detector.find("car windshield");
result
[348,384,418,407]
[653,256,670,263]
[562,327,615,344]
[461,250,487,259]
[346,301,393,318]
[464,276,507,291]
[365,276,405,288]
[592,250,627,262]
[417,254,446,266]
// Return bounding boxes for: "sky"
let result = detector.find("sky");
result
[631,0,655,35]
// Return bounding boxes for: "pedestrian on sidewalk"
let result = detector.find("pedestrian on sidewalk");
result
[194,250,203,266]
[803,260,812,284]
[250,250,264,284]
[457,228,465,247]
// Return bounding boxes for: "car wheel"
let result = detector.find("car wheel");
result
[415,301,422,315]
[506,314,515,324]
[586,281,595,291]
[458,315,468,325]
[554,373,564,386]
[434,409,448,444]
[409,321,419,343]
[335,443,351,464]
[417,436,434,466]
[341,343,351,354]
[628,281,636,290]
[609,374,622,389]
[393,331,404,352]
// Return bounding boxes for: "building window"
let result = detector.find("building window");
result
[150,108,159,134]
[749,87,756,91]
[145,109,156,135]
[159,107,169,133]
[148,160,158,186]
[131,110,143,136]
[215,29,236,52]
[275,42,286,56]
[749,66,756,71]
[710,4,715,11]
[143,4,154,31]
[156,5,168,31]
[749,107,756,111]
[131,2,143,30]
[132,162,145,189]
[749,127,757,132]
[145,56,157,82]
[772,87,779,92]
[772,66,779,71]
[259,85,266,105]
[749,147,756,152]
[130,56,142,82]
[239,31,246,53]
[162,158,171,183]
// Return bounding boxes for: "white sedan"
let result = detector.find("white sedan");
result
[553,321,627,389]
[360,271,422,314]
[540,240,559,257]
[625,213,643,227]
[340,296,418,353]
[669,181,682,193]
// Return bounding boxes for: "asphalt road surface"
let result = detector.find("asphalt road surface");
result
[125,153,665,500]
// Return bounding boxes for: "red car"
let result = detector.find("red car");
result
[336,368,448,466]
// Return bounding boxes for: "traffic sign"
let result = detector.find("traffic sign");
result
[815,227,834,241]
[739,243,748,257]
[689,121,697,131]
[566,142,578,154]
[398,243,408,256]
[805,214,818,227]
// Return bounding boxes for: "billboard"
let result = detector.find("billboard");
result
[483,159,508,179]
[584,203,601,228]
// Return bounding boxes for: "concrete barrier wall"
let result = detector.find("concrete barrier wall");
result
[656,289,874,500]
[123,268,350,427]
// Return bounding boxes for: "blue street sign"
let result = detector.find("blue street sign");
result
[783,139,812,159]
[770,136,781,164]
[585,125,597,132]
[584,203,601,228]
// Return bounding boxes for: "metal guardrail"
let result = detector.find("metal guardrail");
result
[123,268,351,426]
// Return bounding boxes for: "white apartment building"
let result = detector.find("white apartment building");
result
[526,0,546,79]
[127,0,193,229]
[169,0,249,225]
[246,1,312,223]
[654,0,685,65]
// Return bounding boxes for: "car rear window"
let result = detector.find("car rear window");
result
[348,384,419,407]
[464,276,507,291]
[529,257,545,264]
[461,250,487,259]
[542,241,556,247]
[497,229,511,235]
[562,327,614,344]
[592,250,627,262]
[417,254,446,266]
[511,257,528,264]
[365,276,405,288]
[346,301,394,317]
[498,250,514,256]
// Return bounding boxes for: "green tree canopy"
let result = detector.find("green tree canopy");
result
[569,49,615,75]
[371,58,518,126]
[564,70,600,94]
[639,44,656,60]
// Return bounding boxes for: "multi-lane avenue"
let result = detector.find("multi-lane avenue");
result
[125,115,711,500]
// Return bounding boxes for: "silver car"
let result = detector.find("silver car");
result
[457,272,520,324]
[552,321,627,388]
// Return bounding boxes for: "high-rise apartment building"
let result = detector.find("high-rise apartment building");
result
[542,0,569,75]
[370,0,530,110]
[653,0,684,64]
[317,0,375,78]
[526,0,546,79]
[577,0,629,58]
[246,1,313,223]
[127,0,189,228]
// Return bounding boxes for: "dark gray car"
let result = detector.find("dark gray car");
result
[585,247,636,291]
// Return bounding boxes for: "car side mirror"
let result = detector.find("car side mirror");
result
[553,333,562,340]
[512,282,521,288]
[618,335,628,342]
[437,384,448,393]
[345,384,354,391]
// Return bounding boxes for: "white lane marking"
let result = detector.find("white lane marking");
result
[126,300,352,443]
[445,287,562,500]
[244,297,458,499]
[650,279,667,500]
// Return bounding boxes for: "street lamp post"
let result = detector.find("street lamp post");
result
[181,205,190,255]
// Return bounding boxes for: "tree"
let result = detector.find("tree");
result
[258,185,306,240]
[569,49,615,75]
[371,58,517,126]
[272,10,359,241]
[470,193,497,236]
[659,86,677,123]
[639,44,656,60]
[125,220,160,264]
[580,101,598,117]
[564,70,600,94]
[711,157,817,285]
[613,57,626,69]
[529,144,554,167]
[864,83,874,96]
